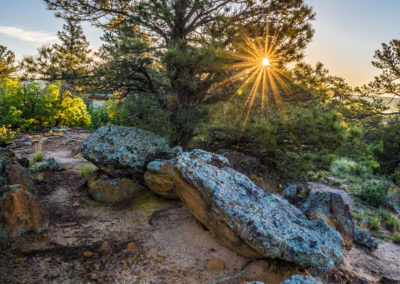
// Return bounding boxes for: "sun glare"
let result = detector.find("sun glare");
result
[218,28,291,125]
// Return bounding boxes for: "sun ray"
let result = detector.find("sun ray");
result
[218,26,293,125]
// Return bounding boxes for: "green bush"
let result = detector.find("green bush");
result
[0,79,90,131]
[0,125,16,146]
[88,105,110,129]
[113,93,174,142]
[207,100,346,180]
[355,181,390,207]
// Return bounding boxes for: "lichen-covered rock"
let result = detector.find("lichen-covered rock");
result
[281,184,311,206]
[81,124,173,177]
[354,228,378,250]
[88,171,145,204]
[280,275,322,284]
[0,148,33,193]
[144,159,177,199]
[154,149,344,274]
[300,192,355,250]
[36,158,64,172]
[0,185,48,238]
[144,149,230,199]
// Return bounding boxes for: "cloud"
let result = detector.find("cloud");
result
[0,26,57,44]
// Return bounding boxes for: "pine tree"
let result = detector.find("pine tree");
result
[21,18,94,91]
[0,45,16,79]
[45,0,315,146]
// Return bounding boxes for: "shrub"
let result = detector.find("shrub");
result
[115,93,174,142]
[88,105,110,129]
[330,158,358,177]
[207,100,346,181]
[80,163,94,179]
[355,181,390,207]
[0,79,91,131]
[391,233,400,244]
[0,125,16,146]
[32,151,44,163]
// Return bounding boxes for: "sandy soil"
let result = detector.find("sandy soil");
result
[0,129,399,283]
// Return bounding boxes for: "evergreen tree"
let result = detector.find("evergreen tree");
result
[357,39,400,117]
[0,45,16,79]
[45,0,315,146]
[21,18,94,91]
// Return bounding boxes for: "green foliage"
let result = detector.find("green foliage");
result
[21,19,92,85]
[80,163,94,179]
[46,0,316,146]
[0,125,16,147]
[355,181,390,207]
[207,98,345,180]
[367,215,381,231]
[114,93,174,141]
[32,151,44,163]
[88,105,110,130]
[0,45,16,79]
[391,233,400,244]
[0,79,91,131]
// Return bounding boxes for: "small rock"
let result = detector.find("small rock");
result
[73,202,80,207]
[379,276,400,284]
[122,261,129,270]
[206,259,225,272]
[83,251,94,258]
[88,172,144,204]
[280,275,322,284]
[154,256,165,263]
[354,228,378,250]
[74,193,81,197]
[99,241,111,252]
[126,242,137,251]
[14,258,25,264]
[36,158,64,172]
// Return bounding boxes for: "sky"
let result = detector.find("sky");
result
[1,0,400,87]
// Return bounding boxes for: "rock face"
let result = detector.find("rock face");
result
[0,185,48,238]
[354,228,378,250]
[300,192,355,250]
[0,148,33,193]
[81,124,173,177]
[280,275,322,284]
[88,171,145,204]
[144,159,178,199]
[147,149,344,274]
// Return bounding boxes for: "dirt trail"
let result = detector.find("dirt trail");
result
[0,129,399,283]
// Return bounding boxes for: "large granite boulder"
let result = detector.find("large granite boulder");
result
[144,149,229,199]
[0,148,34,193]
[300,192,355,250]
[88,171,145,204]
[280,275,322,284]
[0,185,48,238]
[147,150,344,274]
[81,124,174,177]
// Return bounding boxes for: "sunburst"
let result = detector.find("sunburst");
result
[220,28,291,125]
